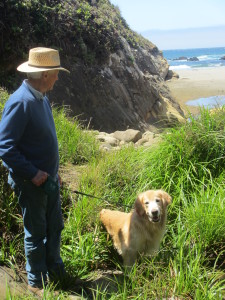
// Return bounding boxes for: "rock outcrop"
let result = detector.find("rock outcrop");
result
[1,0,185,133]
[51,37,185,133]
[188,57,199,61]
[165,70,179,80]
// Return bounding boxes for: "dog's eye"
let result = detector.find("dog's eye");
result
[145,201,149,205]
[155,198,160,203]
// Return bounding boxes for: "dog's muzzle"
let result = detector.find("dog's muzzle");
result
[148,209,161,223]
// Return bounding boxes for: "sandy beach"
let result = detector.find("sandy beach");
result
[167,66,225,115]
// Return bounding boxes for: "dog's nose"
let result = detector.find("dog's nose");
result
[151,209,159,217]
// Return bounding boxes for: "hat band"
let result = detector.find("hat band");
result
[28,63,61,69]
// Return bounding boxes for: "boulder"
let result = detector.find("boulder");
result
[173,56,187,61]
[165,70,179,80]
[95,128,165,151]
[135,131,161,147]
[96,132,119,146]
[188,57,199,61]
[112,129,142,143]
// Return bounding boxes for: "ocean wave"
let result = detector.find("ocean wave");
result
[165,47,225,70]
[169,65,191,70]
[198,54,224,61]
[198,55,208,60]
[208,62,223,67]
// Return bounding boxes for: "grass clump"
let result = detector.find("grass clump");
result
[53,106,100,165]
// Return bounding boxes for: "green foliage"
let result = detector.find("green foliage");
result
[184,185,225,249]
[0,161,24,266]
[79,145,144,208]
[0,88,9,113]
[0,89,23,266]
[53,106,100,165]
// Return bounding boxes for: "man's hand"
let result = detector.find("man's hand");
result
[31,170,48,186]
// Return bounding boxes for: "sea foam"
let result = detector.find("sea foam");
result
[164,47,225,69]
[169,65,191,70]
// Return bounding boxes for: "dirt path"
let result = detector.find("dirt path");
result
[60,163,86,191]
[0,266,28,299]
[0,264,123,299]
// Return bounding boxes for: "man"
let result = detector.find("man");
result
[0,47,70,295]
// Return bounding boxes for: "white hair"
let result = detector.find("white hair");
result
[27,69,58,79]
[26,72,43,79]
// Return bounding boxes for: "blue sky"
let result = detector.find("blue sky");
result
[110,0,225,49]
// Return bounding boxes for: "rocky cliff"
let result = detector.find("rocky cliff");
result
[53,36,184,132]
[1,0,184,132]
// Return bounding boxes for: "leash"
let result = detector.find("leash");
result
[72,190,133,209]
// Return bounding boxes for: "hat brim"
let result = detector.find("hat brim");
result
[17,61,70,73]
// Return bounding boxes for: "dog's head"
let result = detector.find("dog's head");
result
[134,190,172,223]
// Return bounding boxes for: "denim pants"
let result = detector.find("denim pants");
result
[8,173,64,287]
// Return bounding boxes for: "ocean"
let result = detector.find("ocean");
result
[163,47,225,70]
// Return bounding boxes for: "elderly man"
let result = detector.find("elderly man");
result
[0,47,69,295]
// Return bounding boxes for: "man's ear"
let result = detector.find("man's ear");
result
[42,71,48,79]
[134,194,145,216]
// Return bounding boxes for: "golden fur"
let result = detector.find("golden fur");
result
[100,190,171,266]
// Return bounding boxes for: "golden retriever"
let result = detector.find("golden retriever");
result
[100,190,171,266]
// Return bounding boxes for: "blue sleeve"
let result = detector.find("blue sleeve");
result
[0,101,38,179]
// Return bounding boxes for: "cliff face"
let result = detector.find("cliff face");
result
[52,37,184,132]
[1,0,184,132]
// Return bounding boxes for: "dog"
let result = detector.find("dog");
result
[100,190,171,266]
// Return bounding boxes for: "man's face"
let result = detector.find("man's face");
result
[44,70,59,92]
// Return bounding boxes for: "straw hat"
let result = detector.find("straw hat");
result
[17,47,70,73]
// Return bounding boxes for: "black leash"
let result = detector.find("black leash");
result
[72,190,133,209]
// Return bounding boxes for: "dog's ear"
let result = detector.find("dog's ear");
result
[134,194,145,216]
[159,190,172,207]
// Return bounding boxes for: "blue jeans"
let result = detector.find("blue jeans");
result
[8,173,64,287]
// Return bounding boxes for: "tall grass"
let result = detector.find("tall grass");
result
[53,106,101,165]
[1,84,225,299]
[61,107,225,298]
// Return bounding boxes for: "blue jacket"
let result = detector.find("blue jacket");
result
[0,81,59,180]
